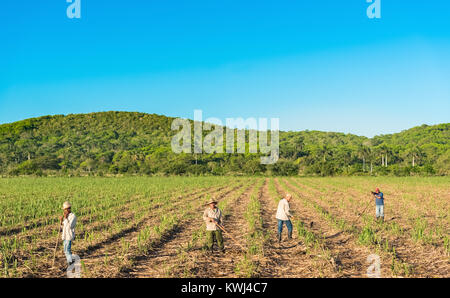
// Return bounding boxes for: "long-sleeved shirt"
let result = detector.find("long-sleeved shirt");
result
[276,198,292,221]
[203,207,223,231]
[61,213,77,241]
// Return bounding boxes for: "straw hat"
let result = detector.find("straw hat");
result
[62,201,72,210]
[205,199,218,206]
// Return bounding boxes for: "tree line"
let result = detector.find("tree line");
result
[0,112,448,176]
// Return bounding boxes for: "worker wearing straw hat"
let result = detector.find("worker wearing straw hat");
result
[202,199,225,254]
[60,201,77,266]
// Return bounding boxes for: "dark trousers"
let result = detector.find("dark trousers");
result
[206,230,224,250]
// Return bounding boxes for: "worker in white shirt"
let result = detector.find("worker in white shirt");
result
[203,199,225,253]
[60,201,77,266]
[275,194,294,243]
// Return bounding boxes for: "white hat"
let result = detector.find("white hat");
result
[62,201,72,210]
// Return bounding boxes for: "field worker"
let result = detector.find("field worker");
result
[372,188,385,222]
[60,201,77,266]
[276,193,294,243]
[202,199,225,254]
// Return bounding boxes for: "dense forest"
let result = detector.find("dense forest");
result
[0,112,448,176]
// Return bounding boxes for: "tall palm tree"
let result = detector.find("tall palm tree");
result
[319,144,333,163]
[378,144,391,167]
[407,145,422,167]
[357,144,371,172]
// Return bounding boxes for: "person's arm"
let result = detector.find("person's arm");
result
[203,210,213,222]
[69,214,77,229]
[284,200,292,218]
[218,210,223,225]
[202,210,209,222]
[276,200,282,214]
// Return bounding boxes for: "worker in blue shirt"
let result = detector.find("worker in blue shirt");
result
[372,188,384,222]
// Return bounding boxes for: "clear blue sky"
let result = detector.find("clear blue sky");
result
[1,0,449,137]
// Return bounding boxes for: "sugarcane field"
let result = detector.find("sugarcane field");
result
[0,176,448,278]
[2,1,450,290]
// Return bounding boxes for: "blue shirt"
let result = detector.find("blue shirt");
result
[374,192,384,205]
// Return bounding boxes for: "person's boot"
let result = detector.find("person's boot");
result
[277,233,282,243]
[288,231,293,241]
[220,247,225,254]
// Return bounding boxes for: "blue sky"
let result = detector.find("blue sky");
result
[1,0,449,137]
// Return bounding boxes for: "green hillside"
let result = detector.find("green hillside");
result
[0,112,448,176]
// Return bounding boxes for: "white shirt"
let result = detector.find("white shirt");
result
[62,213,77,241]
[276,198,292,221]
[202,208,223,231]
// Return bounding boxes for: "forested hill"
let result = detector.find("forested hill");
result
[0,112,448,176]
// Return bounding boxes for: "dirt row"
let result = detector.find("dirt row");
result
[35,183,240,277]
[83,182,247,278]
[277,178,383,277]
[1,184,208,238]
[303,177,449,252]
[31,177,448,278]
[128,183,256,277]
[285,178,450,277]
[304,177,448,232]
[256,179,323,277]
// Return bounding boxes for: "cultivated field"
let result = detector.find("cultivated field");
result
[0,176,449,278]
